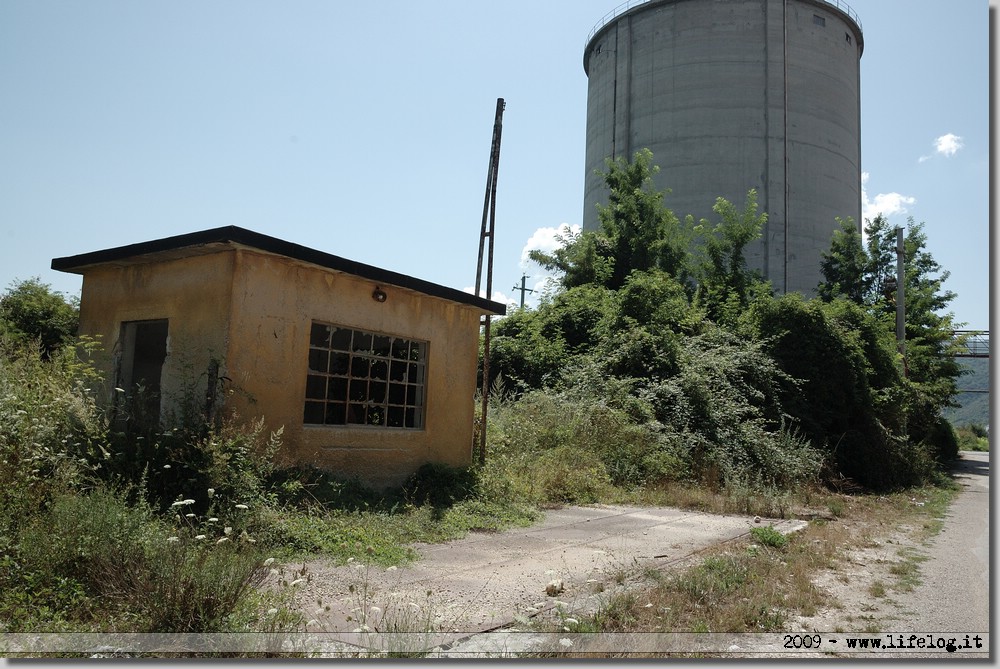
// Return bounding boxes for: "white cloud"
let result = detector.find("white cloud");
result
[935,133,964,157]
[519,223,580,269]
[861,172,915,221]
[464,221,576,312]
[462,285,517,308]
[919,133,964,163]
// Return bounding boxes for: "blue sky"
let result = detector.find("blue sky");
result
[0,0,990,331]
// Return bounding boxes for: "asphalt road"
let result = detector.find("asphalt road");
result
[858,450,991,659]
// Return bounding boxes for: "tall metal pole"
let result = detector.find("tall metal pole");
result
[895,226,906,376]
[476,98,505,466]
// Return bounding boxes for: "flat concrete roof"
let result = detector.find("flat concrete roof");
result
[52,225,507,316]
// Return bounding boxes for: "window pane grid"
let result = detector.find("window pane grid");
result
[305,322,426,429]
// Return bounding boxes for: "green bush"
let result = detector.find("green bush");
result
[0,278,79,358]
[101,411,282,515]
[402,462,478,508]
[749,525,789,549]
[738,294,942,491]
[14,486,270,632]
[533,445,613,504]
[0,337,105,538]
[955,424,989,452]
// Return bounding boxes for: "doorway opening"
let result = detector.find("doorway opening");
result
[118,319,169,424]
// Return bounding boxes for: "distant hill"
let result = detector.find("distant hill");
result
[944,357,990,428]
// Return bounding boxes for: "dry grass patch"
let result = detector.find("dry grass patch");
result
[554,483,958,645]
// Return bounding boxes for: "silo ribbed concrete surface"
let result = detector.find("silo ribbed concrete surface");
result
[582,0,863,295]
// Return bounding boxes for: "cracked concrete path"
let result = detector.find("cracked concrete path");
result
[289,504,806,649]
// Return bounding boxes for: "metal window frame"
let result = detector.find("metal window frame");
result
[304,321,428,430]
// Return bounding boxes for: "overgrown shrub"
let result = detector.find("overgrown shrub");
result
[13,486,271,632]
[0,337,105,539]
[955,424,989,452]
[402,462,478,508]
[738,293,939,491]
[533,445,613,504]
[100,409,283,515]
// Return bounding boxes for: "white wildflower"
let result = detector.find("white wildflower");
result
[167,536,180,543]
[194,534,207,540]
[216,537,229,544]
[235,504,249,510]
[114,387,125,393]
[162,464,171,469]
[267,608,278,616]
[208,517,218,523]
[207,488,215,498]
[263,557,275,567]
[185,513,195,518]
[224,527,233,535]
[170,499,194,507]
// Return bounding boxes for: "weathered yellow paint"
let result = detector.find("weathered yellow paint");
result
[77,251,235,420]
[74,245,487,490]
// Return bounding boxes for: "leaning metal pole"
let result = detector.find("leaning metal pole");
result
[476,98,505,465]
[895,226,906,377]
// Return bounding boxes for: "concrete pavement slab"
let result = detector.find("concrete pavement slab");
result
[290,503,806,652]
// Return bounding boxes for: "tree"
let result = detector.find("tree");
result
[817,214,964,459]
[596,149,694,289]
[817,217,868,304]
[528,227,614,290]
[533,149,697,292]
[863,217,962,405]
[692,189,771,325]
[0,277,79,357]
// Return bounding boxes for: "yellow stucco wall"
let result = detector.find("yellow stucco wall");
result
[76,251,235,419]
[223,248,483,489]
[76,245,485,490]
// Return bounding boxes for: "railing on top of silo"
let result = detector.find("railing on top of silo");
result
[585,0,863,48]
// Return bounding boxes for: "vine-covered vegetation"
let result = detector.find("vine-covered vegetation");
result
[489,149,962,494]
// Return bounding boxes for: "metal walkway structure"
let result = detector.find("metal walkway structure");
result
[954,330,990,358]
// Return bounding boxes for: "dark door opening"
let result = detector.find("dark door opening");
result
[119,319,169,424]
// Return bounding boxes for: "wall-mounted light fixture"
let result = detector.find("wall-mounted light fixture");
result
[372,286,388,303]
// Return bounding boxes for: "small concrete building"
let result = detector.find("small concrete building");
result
[52,226,506,489]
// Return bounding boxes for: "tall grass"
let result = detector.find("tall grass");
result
[0,338,295,635]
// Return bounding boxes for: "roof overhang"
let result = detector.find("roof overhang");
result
[52,226,507,316]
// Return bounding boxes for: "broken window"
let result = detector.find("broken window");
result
[304,321,426,429]
[117,319,169,424]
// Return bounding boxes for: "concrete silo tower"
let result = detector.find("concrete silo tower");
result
[582,0,863,295]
